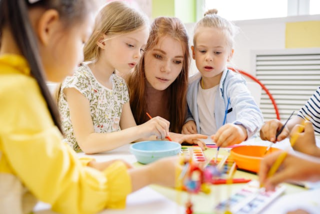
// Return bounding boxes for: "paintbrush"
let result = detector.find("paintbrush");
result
[261,119,306,187]
[146,112,173,141]
[264,111,295,155]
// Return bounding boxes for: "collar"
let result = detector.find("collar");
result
[218,68,230,98]
[0,54,30,75]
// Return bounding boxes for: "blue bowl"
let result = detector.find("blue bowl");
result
[130,141,181,164]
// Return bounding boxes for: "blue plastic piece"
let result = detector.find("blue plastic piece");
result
[130,141,181,164]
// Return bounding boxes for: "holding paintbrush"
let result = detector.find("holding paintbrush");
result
[259,121,320,191]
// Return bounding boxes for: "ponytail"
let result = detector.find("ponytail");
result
[0,0,63,132]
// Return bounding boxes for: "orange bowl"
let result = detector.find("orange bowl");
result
[230,146,281,173]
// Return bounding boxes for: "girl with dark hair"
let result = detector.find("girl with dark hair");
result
[0,0,181,213]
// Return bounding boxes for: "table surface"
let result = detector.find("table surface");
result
[34,136,314,214]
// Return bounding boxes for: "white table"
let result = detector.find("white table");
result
[34,137,317,214]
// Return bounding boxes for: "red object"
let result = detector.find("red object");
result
[146,112,173,141]
[185,201,193,214]
[211,178,251,185]
[228,67,280,120]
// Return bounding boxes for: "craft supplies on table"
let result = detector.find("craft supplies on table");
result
[181,146,206,163]
[214,180,286,214]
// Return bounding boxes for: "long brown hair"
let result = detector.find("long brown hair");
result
[0,0,95,133]
[128,17,190,133]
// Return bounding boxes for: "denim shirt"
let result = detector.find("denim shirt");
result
[186,69,263,138]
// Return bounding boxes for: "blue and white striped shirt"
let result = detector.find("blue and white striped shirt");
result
[298,87,320,134]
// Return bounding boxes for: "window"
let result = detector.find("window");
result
[205,0,287,21]
[310,0,320,15]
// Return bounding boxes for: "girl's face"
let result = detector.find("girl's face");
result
[144,36,184,91]
[192,26,234,79]
[102,27,149,75]
[40,13,95,82]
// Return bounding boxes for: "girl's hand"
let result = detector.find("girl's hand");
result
[291,121,320,157]
[259,151,320,191]
[88,159,132,171]
[211,124,247,147]
[171,133,207,150]
[260,119,290,143]
[147,156,181,187]
[182,120,198,134]
[139,116,170,140]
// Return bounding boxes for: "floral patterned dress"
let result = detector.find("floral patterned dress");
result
[58,65,129,152]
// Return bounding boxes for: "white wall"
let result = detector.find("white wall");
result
[185,14,320,77]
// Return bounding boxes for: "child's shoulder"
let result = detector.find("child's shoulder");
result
[188,72,201,85]
[224,69,246,84]
[64,65,92,83]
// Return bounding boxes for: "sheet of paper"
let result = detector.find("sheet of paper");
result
[100,187,185,214]
[262,189,320,214]
[34,187,184,214]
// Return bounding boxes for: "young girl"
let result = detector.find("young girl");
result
[182,9,263,147]
[128,17,207,149]
[58,1,171,153]
[0,0,181,213]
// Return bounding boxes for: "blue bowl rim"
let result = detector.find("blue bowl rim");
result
[130,141,181,154]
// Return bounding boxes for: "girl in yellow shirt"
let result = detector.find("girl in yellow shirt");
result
[0,0,180,213]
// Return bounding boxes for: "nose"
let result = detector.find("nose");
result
[161,60,171,73]
[133,49,142,59]
[205,52,213,62]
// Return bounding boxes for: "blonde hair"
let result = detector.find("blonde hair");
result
[84,1,149,62]
[193,9,238,48]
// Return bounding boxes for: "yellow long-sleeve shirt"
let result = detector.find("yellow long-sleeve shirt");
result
[0,54,131,214]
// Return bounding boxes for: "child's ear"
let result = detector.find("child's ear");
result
[37,9,60,45]
[191,46,196,59]
[227,49,234,62]
[97,34,107,49]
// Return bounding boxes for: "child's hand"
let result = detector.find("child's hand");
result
[260,119,289,143]
[259,151,320,191]
[182,120,198,134]
[170,133,207,150]
[140,116,170,139]
[147,156,181,187]
[291,121,320,157]
[211,124,247,147]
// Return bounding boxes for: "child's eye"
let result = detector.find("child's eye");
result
[154,54,162,59]
[140,48,145,53]
[215,52,222,55]
[199,50,206,53]
[127,43,134,48]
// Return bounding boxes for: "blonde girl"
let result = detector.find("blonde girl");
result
[58,1,171,153]
[182,9,263,147]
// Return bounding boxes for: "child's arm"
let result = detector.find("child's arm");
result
[213,78,263,147]
[259,150,320,191]
[260,116,303,142]
[65,88,169,154]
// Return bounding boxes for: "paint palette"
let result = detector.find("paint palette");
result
[181,146,206,163]
[214,180,286,214]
